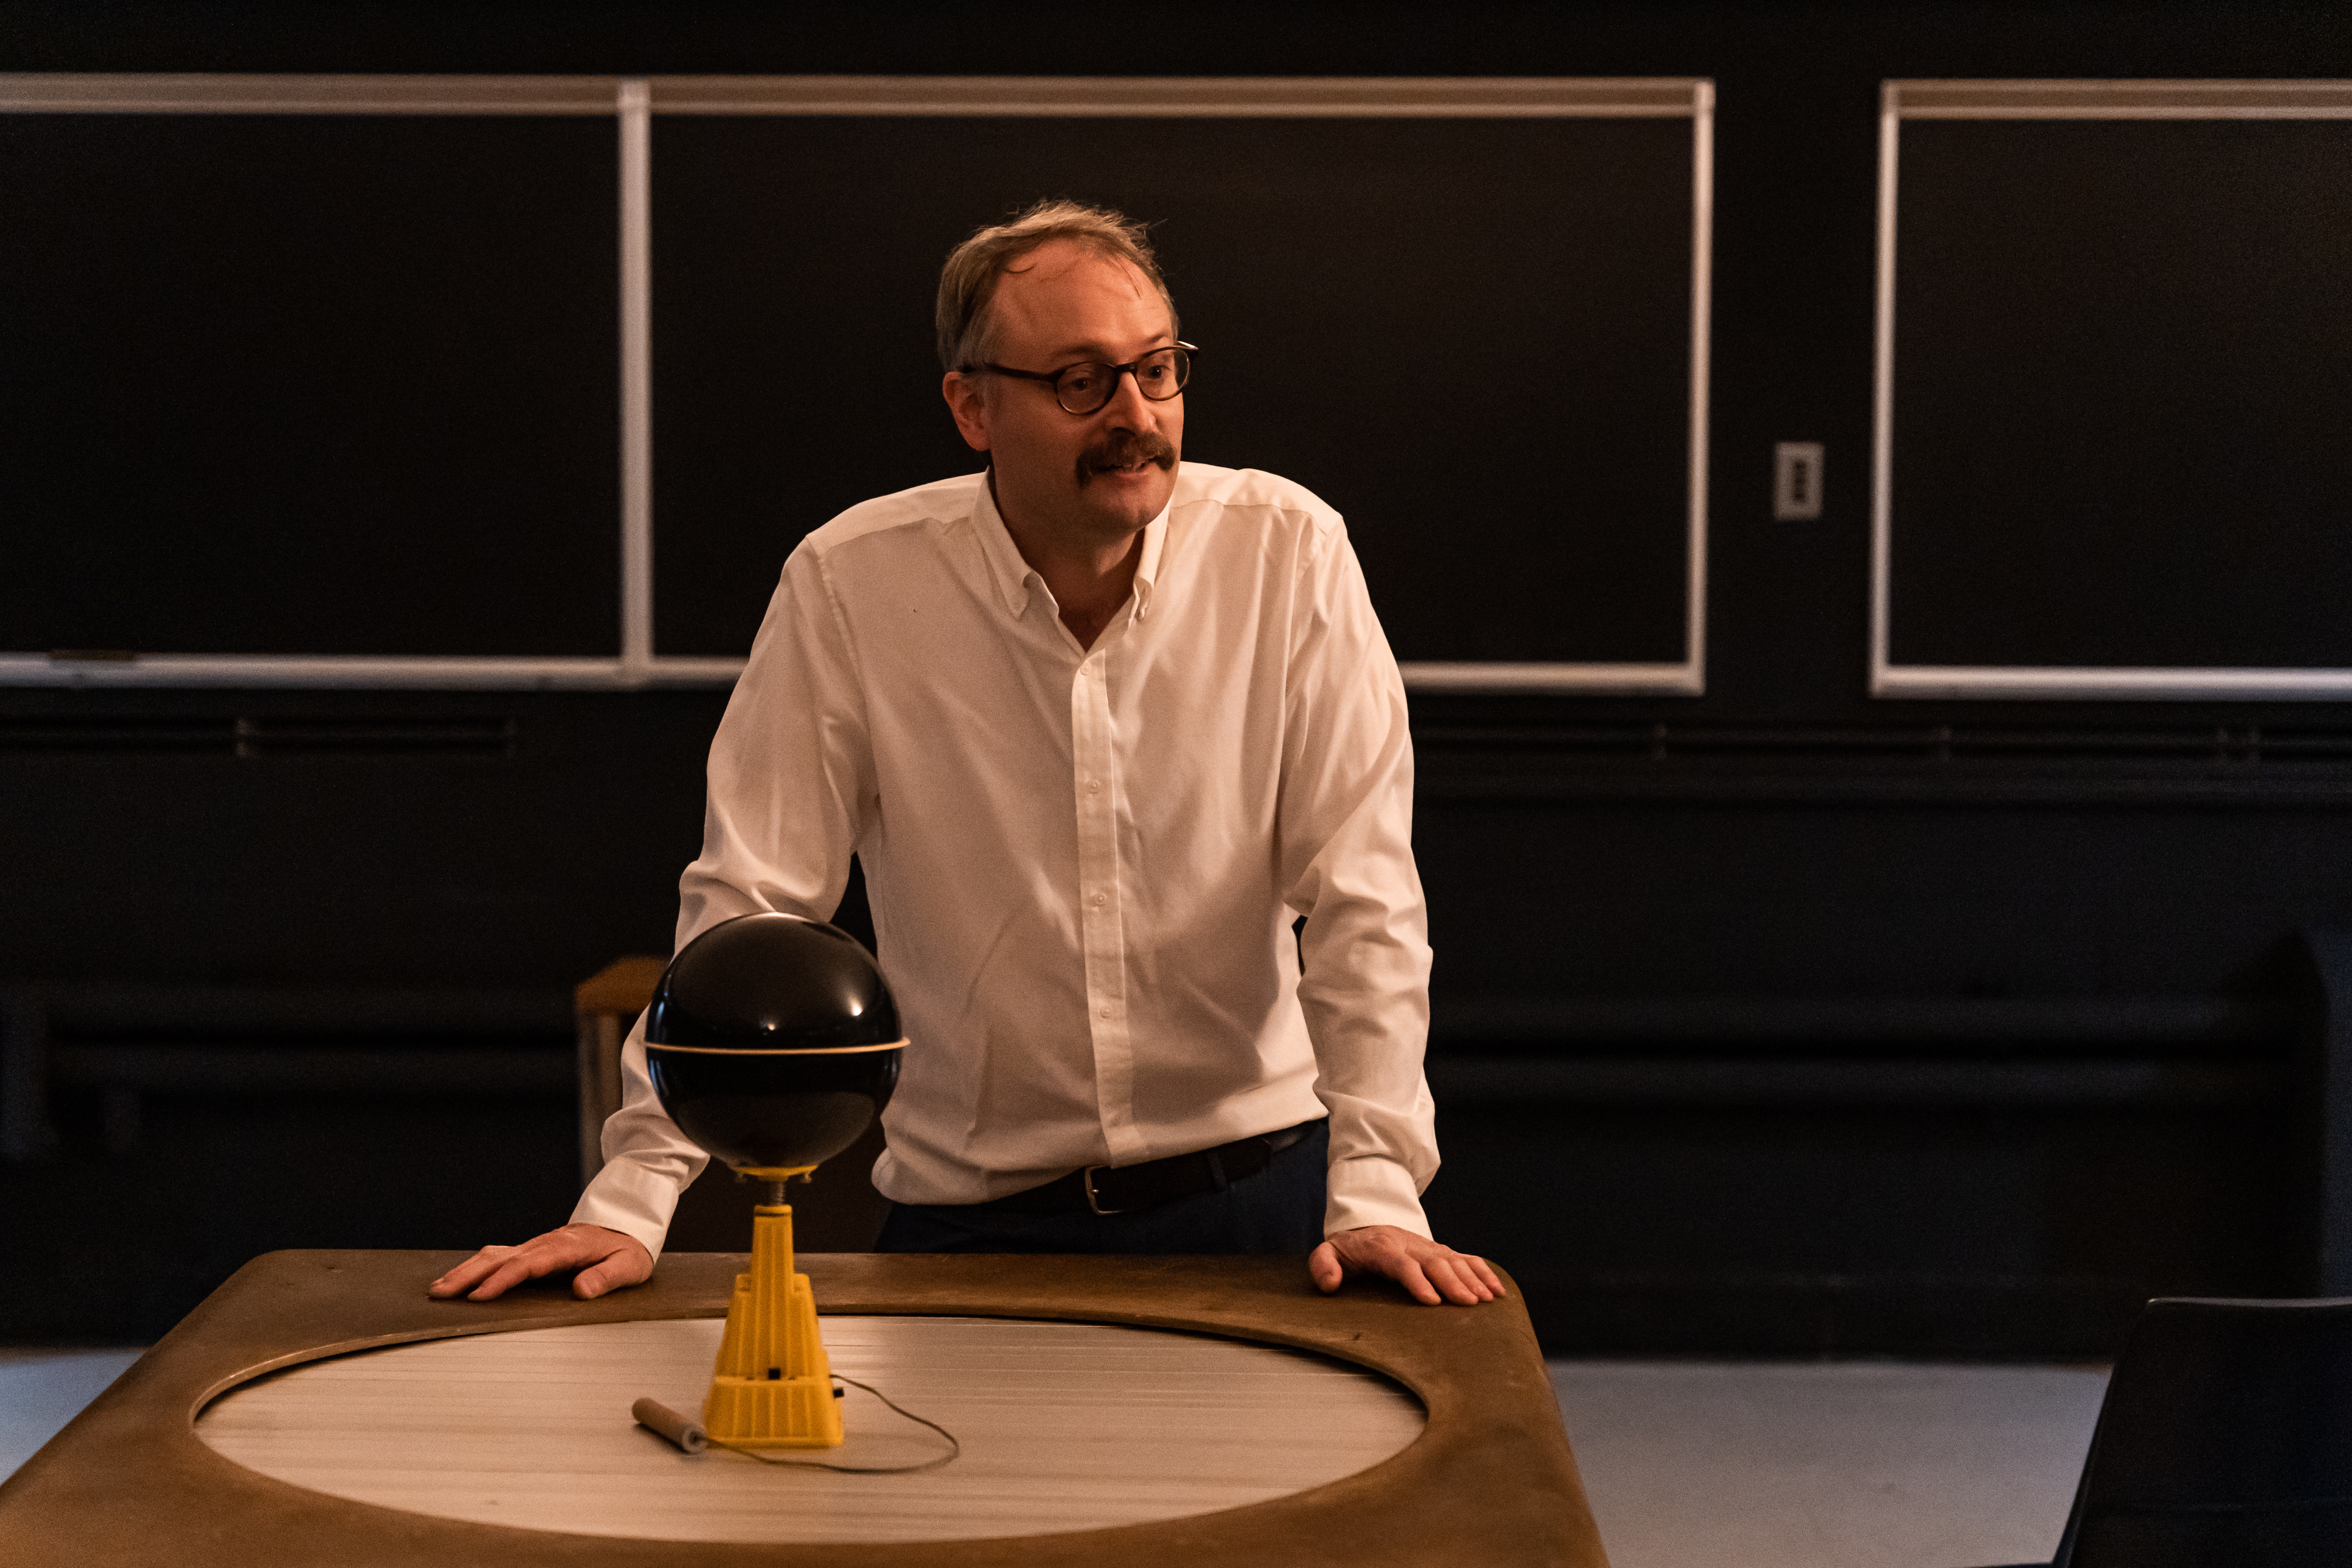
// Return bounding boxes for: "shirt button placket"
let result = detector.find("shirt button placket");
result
[1073,649,1141,1164]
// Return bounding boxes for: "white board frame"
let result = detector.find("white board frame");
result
[0,74,1713,695]
[1871,78,2352,701]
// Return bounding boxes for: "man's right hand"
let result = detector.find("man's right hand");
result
[426,1223,653,1302]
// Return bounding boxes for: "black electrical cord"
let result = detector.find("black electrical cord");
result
[700,1375,961,1474]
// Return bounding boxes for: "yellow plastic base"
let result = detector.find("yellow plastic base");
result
[703,1193,843,1448]
[704,1373,842,1448]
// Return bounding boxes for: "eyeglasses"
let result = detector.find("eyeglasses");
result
[972,342,1196,416]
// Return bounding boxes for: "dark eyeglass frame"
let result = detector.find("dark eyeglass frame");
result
[969,342,1198,415]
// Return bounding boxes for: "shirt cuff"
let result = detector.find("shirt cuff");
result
[1323,1154,1432,1240]
[570,1146,705,1267]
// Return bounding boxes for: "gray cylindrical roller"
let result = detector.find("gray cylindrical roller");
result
[632,1396,709,1454]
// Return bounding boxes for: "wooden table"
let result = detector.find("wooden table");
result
[0,1250,1611,1566]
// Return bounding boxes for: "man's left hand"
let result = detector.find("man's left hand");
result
[1307,1225,1504,1305]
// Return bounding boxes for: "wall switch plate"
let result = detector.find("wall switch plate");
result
[1774,442,1824,520]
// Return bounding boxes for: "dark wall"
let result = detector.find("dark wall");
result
[7,0,2352,1349]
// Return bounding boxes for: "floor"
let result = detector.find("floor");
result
[5,1347,2105,1566]
[1553,1361,2108,1568]
[1,1347,146,1481]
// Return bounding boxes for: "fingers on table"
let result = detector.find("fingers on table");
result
[1423,1252,1498,1306]
[425,1244,517,1299]
[467,1249,554,1301]
[428,1236,589,1302]
[573,1244,650,1300]
[1462,1252,1508,1298]
[1370,1236,1502,1306]
[1308,1230,1508,1305]
[1391,1256,1445,1306]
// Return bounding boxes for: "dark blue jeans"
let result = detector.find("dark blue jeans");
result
[876,1120,1329,1255]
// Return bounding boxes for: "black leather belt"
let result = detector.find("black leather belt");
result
[977,1121,1319,1216]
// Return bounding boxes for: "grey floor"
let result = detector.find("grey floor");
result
[1554,1361,2108,1568]
[2,1347,146,1481]
[4,1347,2105,1566]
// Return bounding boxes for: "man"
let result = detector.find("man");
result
[432,200,1500,1309]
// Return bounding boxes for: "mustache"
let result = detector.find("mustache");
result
[1075,431,1178,486]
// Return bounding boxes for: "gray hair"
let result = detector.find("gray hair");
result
[935,199,1179,372]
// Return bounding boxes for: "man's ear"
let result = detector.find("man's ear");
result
[943,371,991,454]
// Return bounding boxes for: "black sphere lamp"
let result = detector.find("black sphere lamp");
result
[643,912,906,1450]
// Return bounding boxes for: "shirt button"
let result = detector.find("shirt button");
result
[1086,778,1101,795]
[1090,892,1106,907]
[1098,1006,1112,1019]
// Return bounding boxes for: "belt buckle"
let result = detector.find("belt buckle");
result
[1082,1165,1124,1216]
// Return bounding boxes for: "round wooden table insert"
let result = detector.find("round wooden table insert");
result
[195,1315,1428,1544]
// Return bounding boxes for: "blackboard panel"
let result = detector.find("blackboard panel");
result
[1889,118,2352,670]
[651,114,1694,663]
[0,114,620,658]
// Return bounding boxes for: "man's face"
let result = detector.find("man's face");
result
[945,240,1184,549]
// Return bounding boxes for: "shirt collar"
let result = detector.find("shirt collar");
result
[968,467,1174,624]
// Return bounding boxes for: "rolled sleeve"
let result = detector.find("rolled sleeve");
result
[569,1015,705,1264]
[569,544,877,1262]
[1279,516,1438,1241]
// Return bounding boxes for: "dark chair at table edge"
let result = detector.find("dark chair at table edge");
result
[1967,1293,2352,1568]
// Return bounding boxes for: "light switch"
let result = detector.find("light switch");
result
[1773,442,1824,520]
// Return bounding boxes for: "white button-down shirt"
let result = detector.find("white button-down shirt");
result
[573,463,1437,1260]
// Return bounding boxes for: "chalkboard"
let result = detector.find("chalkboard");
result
[1878,83,2352,694]
[0,77,1706,690]
[0,107,620,661]
[648,84,1706,680]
